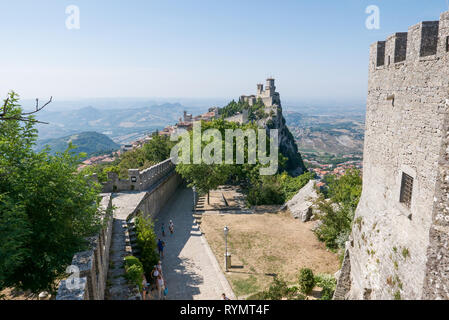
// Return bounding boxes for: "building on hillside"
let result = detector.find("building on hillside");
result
[334,11,449,300]
[224,109,248,124]
[240,78,280,107]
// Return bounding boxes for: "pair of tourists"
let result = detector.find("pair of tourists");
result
[151,262,166,299]
[161,220,175,237]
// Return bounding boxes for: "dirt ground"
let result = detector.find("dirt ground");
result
[0,288,40,300]
[199,210,340,299]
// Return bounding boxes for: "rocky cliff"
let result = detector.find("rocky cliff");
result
[222,78,307,176]
[258,98,306,176]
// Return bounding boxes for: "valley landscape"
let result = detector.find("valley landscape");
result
[2,1,448,308]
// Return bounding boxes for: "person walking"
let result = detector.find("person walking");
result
[149,265,159,294]
[157,260,163,276]
[161,223,166,237]
[221,293,230,300]
[169,220,174,235]
[162,278,168,300]
[156,274,164,300]
[157,238,165,258]
[141,274,148,300]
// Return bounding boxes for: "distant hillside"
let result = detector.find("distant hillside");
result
[35,132,120,157]
[285,111,365,156]
[34,103,208,143]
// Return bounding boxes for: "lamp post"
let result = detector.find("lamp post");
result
[223,226,229,272]
[193,186,196,213]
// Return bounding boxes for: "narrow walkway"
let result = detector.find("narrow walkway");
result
[153,188,235,300]
[106,191,147,300]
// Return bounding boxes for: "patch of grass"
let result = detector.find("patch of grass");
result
[401,248,410,260]
[264,255,278,263]
[232,275,260,297]
[394,290,401,300]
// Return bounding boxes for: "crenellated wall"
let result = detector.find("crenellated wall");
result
[336,10,449,300]
[127,170,183,222]
[56,158,183,300]
[101,158,175,192]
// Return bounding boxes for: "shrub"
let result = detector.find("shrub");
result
[135,214,159,275]
[247,278,308,300]
[246,172,314,206]
[265,277,289,300]
[247,175,284,205]
[124,256,144,290]
[313,169,362,251]
[298,268,315,294]
[280,171,315,202]
[314,274,336,300]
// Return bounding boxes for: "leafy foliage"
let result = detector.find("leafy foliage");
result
[246,171,314,206]
[246,277,306,300]
[174,118,310,206]
[80,133,174,181]
[175,119,270,203]
[298,268,315,294]
[124,256,144,290]
[314,273,336,300]
[134,213,159,276]
[0,92,103,293]
[218,99,267,121]
[314,169,362,250]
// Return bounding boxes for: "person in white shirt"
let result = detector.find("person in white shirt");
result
[156,274,164,300]
[169,220,174,235]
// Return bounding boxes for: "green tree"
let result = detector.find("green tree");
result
[298,268,315,294]
[135,213,159,275]
[177,162,232,204]
[0,92,103,293]
[175,120,254,204]
[142,134,174,163]
[313,169,362,251]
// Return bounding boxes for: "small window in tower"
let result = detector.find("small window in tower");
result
[388,56,391,65]
[399,172,413,209]
[446,36,449,52]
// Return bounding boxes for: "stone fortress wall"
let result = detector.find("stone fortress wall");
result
[127,168,182,222]
[100,158,175,193]
[335,11,449,299]
[56,159,182,300]
[56,194,114,300]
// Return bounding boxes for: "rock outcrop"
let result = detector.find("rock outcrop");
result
[286,180,319,222]
[240,78,307,176]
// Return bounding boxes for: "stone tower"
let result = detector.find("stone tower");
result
[334,11,449,300]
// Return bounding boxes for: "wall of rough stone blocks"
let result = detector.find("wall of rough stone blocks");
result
[101,158,175,193]
[128,171,183,221]
[422,110,449,299]
[56,194,113,300]
[56,162,182,300]
[338,10,449,300]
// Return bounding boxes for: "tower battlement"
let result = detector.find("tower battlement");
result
[240,78,280,107]
[370,11,449,70]
[335,10,449,300]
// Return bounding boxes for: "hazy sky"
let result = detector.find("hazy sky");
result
[1,0,447,105]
